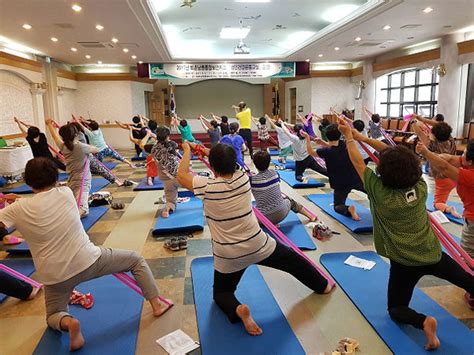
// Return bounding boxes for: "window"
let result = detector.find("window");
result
[377,68,439,118]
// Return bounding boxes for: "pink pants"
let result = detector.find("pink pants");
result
[433,178,457,212]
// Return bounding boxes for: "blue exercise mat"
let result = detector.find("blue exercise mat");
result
[101,162,117,170]
[152,193,204,235]
[425,194,463,225]
[272,159,295,170]
[3,177,110,195]
[307,194,373,233]
[0,259,36,303]
[262,210,316,250]
[320,251,474,354]
[191,257,305,355]
[90,178,110,193]
[33,274,144,355]
[278,170,325,189]
[131,154,146,161]
[267,148,280,156]
[6,241,31,255]
[133,177,164,191]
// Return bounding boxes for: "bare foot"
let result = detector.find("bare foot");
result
[147,177,154,186]
[348,205,361,221]
[27,286,41,300]
[161,208,171,218]
[423,316,440,351]
[151,297,174,317]
[445,206,462,219]
[68,318,85,351]
[323,282,335,294]
[236,304,262,336]
[301,207,318,222]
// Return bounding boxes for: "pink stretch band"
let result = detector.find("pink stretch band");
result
[47,143,65,161]
[112,273,172,305]
[0,264,43,288]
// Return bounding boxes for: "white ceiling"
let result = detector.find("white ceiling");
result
[0,0,473,66]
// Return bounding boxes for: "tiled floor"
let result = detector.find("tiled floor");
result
[0,151,472,355]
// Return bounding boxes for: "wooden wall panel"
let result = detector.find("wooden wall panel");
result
[458,40,474,55]
[373,48,440,72]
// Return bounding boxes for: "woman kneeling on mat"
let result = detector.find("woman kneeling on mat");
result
[177,142,333,336]
[0,158,172,351]
[338,121,474,351]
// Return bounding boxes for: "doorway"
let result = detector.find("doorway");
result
[290,88,297,123]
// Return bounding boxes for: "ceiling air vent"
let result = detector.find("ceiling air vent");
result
[54,23,74,29]
[400,24,422,29]
[78,42,108,48]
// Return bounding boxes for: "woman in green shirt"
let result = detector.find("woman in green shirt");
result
[338,120,473,352]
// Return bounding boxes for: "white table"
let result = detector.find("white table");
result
[0,145,34,176]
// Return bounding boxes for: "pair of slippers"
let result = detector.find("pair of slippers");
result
[332,337,360,355]
[164,236,188,251]
[111,202,125,210]
[2,235,23,245]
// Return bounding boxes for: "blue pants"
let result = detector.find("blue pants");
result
[95,147,125,163]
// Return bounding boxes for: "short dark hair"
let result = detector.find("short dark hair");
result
[144,144,153,154]
[132,116,140,124]
[431,122,452,142]
[466,141,474,163]
[320,118,330,127]
[27,126,40,139]
[221,115,228,123]
[293,123,305,138]
[353,120,365,132]
[371,114,380,123]
[210,120,219,128]
[377,145,421,189]
[156,126,170,142]
[253,150,271,171]
[24,157,58,190]
[88,121,99,130]
[326,124,342,141]
[259,116,266,125]
[209,143,237,175]
[229,122,239,134]
[179,119,187,127]
[148,120,158,131]
[434,114,444,122]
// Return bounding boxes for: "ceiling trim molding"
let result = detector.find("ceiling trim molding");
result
[283,68,362,82]
[458,40,474,55]
[373,48,440,72]
[75,72,155,83]
[57,69,77,81]
[0,52,43,73]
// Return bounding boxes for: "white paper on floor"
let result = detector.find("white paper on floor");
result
[156,329,200,355]
[344,255,376,271]
[430,210,450,224]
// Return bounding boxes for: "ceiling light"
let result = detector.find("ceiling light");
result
[123,48,129,53]
[220,27,251,39]
[138,61,143,64]
[131,55,137,59]
[72,4,82,12]
[71,47,77,52]
[321,4,359,23]
[97,60,102,64]
[318,54,323,57]
[22,24,32,30]
[383,25,391,30]
[85,55,91,59]
[423,7,433,13]
[305,59,310,62]
[355,36,361,41]
[111,38,118,43]
[334,47,340,51]
[51,37,58,42]
[96,24,104,31]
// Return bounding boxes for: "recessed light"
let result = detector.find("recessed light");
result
[220,27,251,39]
[123,48,129,53]
[423,7,433,13]
[318,54,323,57]
[97,61,102,64]
[334,47,340,51]
[51,37,58,42]
[72,4,82,12]
[355,36,361,41]
[383,25,391,30]
[131,55,137,59]
[305,58,310,62]
[138,61,143,64]
[85,55,91,59]
[71,47,77,52]
[22,24,32,30]
[111,38,118,43]
[95,24,104,31]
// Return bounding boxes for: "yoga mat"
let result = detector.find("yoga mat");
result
[267,148,280,156]
[7,206,108,255]
[272,159,295,170]
[133,177,164,191]
[425,194,464,225]
[278,171,325,189]
[152,192,204,235]
[102,162,117,170]
[307,194,373,233]
[320,251,474,354]
[0,259,36,303]
[262,211,316,250]
[3,177,110,195]
[191,257,305,355]
[131,154,147,161]
[33,274,144,355]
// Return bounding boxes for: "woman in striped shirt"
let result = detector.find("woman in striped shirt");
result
[177,143,333,336]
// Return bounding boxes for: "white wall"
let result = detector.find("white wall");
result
[131,81,153,117]
[311,77,355,115]
[57,88,76,124]
[285,78,312,121]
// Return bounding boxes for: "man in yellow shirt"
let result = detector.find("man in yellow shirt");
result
[233,101,253,158]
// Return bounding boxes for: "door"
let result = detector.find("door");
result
[147,91,165,125]
[290,88,297,124]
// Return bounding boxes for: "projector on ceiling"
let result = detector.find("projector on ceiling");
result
[234,40,250,54]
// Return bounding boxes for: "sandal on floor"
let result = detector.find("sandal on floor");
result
[177,236,188,250]
[122,180,136,187]
[111,202,125,210]
[164,238,180,251]
[2,235,24,245]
